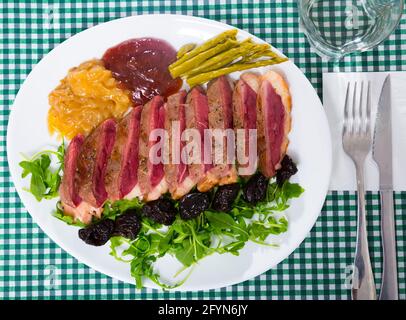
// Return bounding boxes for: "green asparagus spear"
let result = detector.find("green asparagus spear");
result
[180,40,258,77]
[170,39,239,78]
[186,58,288,87]
[242,50,284,63]
[182,42,275,77]
[169,29,238,70]
[177,43,197,59]
[240,45,274,62]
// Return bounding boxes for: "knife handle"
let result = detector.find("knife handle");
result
[379,189,398,300]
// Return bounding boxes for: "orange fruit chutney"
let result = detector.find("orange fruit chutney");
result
[48,59,131,140]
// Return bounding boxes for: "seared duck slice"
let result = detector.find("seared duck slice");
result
[62,119,116,224]
[198,75,238,192]
[138,96,168,201]
[232,72,260,177]
[184,87,211,188]
[105,106,142,201]
[257,70,291,177]
[164,90,195,199]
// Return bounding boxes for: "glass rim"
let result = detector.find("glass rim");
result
[299,0,405,60]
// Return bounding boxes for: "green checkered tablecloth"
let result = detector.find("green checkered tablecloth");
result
[0,0,405,300]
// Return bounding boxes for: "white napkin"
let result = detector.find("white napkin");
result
[323,72,406,191]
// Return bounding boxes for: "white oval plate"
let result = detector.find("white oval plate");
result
[7,14,332,291]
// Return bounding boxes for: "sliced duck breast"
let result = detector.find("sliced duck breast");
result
[232,72,260,177]
[137,96,168,201]
[257,70,291,178]
[198,76,237,192]
[184,87,211,188]
[59,134,101,225]
[76,118,117,208]
[59,70,292,218]
[60,134,84,208]
[105,106,142,201]
[164,90,195,199]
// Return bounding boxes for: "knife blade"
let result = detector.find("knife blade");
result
[372,74,398,300]
[373,75,393,189]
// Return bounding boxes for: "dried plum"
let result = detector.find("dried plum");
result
[179,193,210,220]
[212,184,240,212]
[276,155,298,185]
[142,198,177,225]
[243,173,269,204]
[78,219,114,246]
[113,211,141,240]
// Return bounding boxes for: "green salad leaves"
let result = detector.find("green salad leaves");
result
[18,143,304,290]
[19,142,65,201]
[109,180,304,289]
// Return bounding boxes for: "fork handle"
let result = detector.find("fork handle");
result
[379,190,398,300]
[352,162,377,300]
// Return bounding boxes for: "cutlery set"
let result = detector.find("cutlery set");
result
[342,75,398,300]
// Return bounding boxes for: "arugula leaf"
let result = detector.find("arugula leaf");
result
[158,229,174,256]
[111,227,191,290]
[56,143,65,162]
[30,173,47,201]
[109,236,134,262]
[19,142,65,201]
[174,239,195,267]
[105,175,304,289]
[102,197,143,220]
[20,160,42,178]
[195,232,211,260]
[205,210,237,230]
[219,240,246,255]
[282,182,304,199]
[249,216,288,241]
[39,154,51,172]
[130,255,158,289]
[112,197,143,212]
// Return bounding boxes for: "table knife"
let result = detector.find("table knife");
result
[372,75,398,300]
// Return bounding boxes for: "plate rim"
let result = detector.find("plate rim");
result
[6,13,332,291]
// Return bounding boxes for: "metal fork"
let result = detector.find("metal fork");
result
[342,81,377,300]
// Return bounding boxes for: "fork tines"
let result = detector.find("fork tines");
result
[343,81,371,137]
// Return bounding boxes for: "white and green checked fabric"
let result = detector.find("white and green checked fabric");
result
[0,1,405,300]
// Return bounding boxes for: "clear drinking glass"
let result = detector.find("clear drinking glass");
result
[298,0,404,60]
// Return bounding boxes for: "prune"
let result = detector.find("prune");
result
[276,155,298,185]
[179,193,210,220]
[212,184,240,212]
[243,173,269,204]
[142,198,177,225]
[78,219,114,246]
[112,211,141,240]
